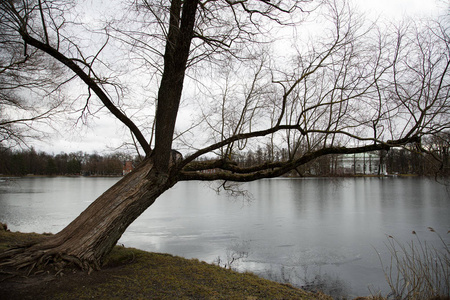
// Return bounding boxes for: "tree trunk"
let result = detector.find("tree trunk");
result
[153,0,198,173]
[0,158,176,272]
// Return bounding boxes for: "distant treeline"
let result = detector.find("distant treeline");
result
[383,147,449,176]
[0,148,137,176]
[212,144,449,177]
[1,142,448,177]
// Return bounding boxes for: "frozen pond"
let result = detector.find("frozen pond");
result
[0,176,448,298]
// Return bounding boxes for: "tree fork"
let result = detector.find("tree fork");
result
[0,158,177,272]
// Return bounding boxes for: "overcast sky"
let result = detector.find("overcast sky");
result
[361,0,443,18]
[29,0,445,155]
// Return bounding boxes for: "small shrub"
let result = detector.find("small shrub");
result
[378,228,449,300]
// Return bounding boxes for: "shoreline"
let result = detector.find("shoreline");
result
[0,227,335,300]
[0,173,428,179]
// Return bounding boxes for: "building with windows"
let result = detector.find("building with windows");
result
[332,151,387,175]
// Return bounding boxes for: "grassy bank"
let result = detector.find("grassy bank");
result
[0,228,332,299]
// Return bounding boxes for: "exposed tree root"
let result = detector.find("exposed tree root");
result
[0,243,101,276]
[0,159,172,278]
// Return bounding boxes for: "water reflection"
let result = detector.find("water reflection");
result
[0,177,448,298]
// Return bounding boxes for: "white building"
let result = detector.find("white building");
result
[333,151,387,175]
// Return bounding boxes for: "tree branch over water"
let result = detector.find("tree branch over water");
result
[0,0,448,273]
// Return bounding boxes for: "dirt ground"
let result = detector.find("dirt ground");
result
[0,264,128,299]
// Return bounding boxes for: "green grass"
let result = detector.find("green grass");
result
[0,228,331,299]
[65,246,320,299]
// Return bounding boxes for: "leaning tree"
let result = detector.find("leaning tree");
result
[0,0,449,271]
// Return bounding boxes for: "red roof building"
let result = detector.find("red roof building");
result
[123,161,134,175]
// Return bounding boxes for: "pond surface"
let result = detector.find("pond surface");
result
[0,176,448,298]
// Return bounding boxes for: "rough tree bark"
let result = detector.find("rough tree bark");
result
[0,158,180,271]
[0,0,199,272]
[153,0,198,173]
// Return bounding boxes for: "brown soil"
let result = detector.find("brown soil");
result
[0,264,129,299]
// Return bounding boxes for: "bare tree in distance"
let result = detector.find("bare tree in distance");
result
[0,0,448,271]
